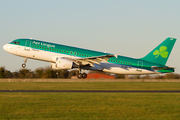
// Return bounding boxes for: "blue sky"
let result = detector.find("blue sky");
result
[0,0,180,73]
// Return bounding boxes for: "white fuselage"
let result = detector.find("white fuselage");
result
[3,44,156,75]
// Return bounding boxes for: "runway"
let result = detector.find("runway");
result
[0,90,180,93]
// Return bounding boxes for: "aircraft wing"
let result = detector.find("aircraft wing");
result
[64,54,114,67]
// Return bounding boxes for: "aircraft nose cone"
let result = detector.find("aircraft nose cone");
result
[3,44,11,52]
[3,44,7,51]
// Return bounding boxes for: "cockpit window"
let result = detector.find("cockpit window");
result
[12,41,20,44]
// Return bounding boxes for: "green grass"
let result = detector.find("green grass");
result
[0,82,180,120]
[0,93,180,120]
[0,82,180,90]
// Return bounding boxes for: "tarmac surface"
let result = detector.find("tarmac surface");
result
[0,90,180,93]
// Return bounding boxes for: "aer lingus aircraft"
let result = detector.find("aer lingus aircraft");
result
[3,37,176,79]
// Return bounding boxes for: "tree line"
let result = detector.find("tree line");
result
[0,66,180,79]
[0,66,77,79]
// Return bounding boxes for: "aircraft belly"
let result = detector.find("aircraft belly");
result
[101,63,155,75]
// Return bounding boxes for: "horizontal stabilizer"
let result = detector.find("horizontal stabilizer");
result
[151,66,174,70]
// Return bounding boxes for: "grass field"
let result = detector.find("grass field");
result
[0,82,180,90]
[0,82,180,120]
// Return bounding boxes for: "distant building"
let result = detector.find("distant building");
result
[86,73,115,79]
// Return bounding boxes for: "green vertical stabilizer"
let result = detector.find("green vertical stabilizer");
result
[141,37,176,65]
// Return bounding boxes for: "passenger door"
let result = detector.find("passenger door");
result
[25,40,31,51]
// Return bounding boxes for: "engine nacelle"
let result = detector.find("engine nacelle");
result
[51,57,73,69]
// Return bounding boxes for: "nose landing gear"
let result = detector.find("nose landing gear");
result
[22,57,27,68]
[22,63,26,68]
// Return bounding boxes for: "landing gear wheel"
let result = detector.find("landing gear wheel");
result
[82,73,87,78]
[22,63,26,68]
[77,73,82,79]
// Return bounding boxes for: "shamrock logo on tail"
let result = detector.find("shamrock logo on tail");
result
[153,46,169,58]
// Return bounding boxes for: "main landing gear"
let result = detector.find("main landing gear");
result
[77,69,87,79]
[77,73,87,79]
[22,57,27,68]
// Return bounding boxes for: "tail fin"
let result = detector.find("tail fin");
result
[141,37,176,65]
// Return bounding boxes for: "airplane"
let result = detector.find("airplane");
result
[3,37,176,79]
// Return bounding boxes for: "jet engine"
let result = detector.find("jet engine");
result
[51,57,73,70]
